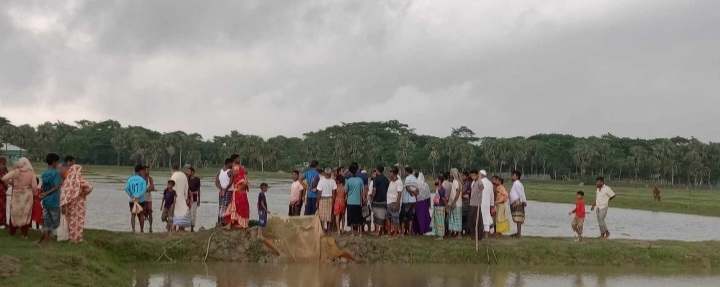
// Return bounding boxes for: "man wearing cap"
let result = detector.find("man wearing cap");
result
[170,164,191,231]
[479,170,495,239]
[316,167,337,232]
[185,164,201,232]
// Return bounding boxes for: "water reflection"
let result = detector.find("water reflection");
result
[133,264,720,287]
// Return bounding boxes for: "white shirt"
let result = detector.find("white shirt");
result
[218,169,231,190]
[509,180,527,204]
[387,178,403,204]
[368,179,374,201]
[316,176,337,198]
[480,177,494,209]
[595,185,616,209]
[449,179,463,208]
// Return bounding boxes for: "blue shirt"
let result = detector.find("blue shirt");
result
[346,176,364,206]
[125,174,147,203]
[41,168,62,208]
[304,169,319,199]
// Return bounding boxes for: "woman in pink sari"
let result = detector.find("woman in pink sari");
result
[1,158,37,237]
[60,164,93,243]
[224,156,250,229]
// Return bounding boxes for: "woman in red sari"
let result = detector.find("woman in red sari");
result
[224,156,250,229]
[0,157,7,227]
[31,177,43,229]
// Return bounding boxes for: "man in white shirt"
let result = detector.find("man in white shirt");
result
[479,170,494,238]
[402,166,419,235]
[509,170,528,237]
[215,159,233,226]
[316,168,337,232]
[591,176,616,239]
[386,167,404,235]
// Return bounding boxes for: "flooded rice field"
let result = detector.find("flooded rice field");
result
[75,173,720,241]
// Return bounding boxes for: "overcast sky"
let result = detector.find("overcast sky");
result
[0,0,718,141]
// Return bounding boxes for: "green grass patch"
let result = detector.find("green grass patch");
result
[527,181,720,217]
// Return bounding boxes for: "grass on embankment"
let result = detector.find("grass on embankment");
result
[339,235,720,270]
[2,228,719,286]
[528,181,720,217]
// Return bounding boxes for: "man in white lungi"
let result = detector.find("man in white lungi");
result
[170,164,190,231]
[479,170,495,239]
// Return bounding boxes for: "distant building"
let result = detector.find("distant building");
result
[0,143,25,162]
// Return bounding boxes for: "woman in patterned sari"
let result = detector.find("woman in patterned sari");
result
[1,157,37,237]
[60,164,93,243]
[224,156,250,229]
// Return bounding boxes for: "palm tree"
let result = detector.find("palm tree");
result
[629,146,648,181]
[572,140,598,177]
[396,135,414,167]
[652,140,677,185]
[429,139,442,176]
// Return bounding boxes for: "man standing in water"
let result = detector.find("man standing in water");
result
[591,176,616,239]
[509,170,527,238]
[143,166,156,233]
[125,165,148,233]
[303,160,320,215]
[185,165,201,232]
[215,158,233,226]
[171,164,191,231]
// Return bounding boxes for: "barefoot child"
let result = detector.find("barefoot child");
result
[38,154,62,243]
[258,182,269,234]
[569,191,586,241]
[333,176,347,234]
[161,180,176,232]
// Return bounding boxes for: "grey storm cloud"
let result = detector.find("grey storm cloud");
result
[0,0,719,140]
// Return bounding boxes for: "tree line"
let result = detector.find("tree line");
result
[1,116,718,186]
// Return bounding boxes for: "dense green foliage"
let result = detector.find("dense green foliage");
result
[1,116,718,185]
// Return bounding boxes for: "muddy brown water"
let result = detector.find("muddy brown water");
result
[133,263,720,287]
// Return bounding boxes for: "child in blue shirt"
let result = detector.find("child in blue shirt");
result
[39,153,62,244]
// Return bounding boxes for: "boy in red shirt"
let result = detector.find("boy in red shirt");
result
[569,191,586,241]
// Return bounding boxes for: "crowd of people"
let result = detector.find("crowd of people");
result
[281,160,616,241]
[0,154,92,243]
[279,160,538,240]
[0,153,617,244]
[124,162,202,233]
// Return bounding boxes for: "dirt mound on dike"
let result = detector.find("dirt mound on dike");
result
[170,216,355,264]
